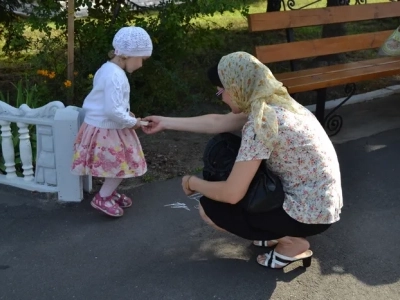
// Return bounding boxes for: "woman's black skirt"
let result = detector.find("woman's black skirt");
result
[200,132,331,240]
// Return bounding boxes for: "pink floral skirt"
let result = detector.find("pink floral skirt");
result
[71,123,147,178]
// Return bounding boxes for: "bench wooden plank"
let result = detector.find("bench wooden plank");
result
[275,57,400,93]
[277,56,400,80]
[247,2,400,132]
[256,30,393,64]
[248,2,400,32]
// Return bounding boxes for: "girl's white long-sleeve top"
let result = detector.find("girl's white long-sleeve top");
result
[82,61,137,129]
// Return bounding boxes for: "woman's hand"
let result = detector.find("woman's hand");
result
[182,175,196,196]
[141,116,166,134]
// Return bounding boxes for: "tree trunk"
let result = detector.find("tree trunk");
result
[320,0,350,63]
[266,0,282,12]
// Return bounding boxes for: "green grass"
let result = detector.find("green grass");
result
[0,21,61,60]
[191,1,265,29]
[191,0,390,29]
[141,173,156,183]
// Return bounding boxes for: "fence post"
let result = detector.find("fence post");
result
[53,107,83,202]
[67,106,93,193]
[17,121,34,181]
[0,120,17,179]
[77,107,92,193]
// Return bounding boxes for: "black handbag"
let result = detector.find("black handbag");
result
[202,132,284,213]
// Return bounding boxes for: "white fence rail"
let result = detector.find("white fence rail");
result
[0,100,92,202]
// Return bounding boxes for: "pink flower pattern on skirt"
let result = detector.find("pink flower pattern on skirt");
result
[71,123,147,178]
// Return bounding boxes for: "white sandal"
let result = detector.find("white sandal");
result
[257,249,313,269]
[253,240,278,247]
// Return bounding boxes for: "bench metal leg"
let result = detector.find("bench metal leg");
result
[324,83,356,137]
[315,88,327,124]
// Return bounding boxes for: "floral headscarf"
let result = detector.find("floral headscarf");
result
[218,52,306,149]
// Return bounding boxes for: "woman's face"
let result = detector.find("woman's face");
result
[217,87,241,114]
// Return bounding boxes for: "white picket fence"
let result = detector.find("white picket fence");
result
[0,100,92,202]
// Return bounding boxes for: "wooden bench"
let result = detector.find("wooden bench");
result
[248,2,400,136]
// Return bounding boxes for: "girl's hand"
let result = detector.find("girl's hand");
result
[141,116,166,134]
[132,118,142,130]
[182,175,195,196]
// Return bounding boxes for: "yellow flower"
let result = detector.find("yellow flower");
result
[88,74,94,79]
[120,162,128,171]
[37,69,50,77]
[48,71,56,79]
[64,80,72,88]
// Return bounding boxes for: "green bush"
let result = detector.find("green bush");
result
[0,0,33,55]
[1,0,250,115]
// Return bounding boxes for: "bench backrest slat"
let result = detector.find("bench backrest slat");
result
[256,30,393,63]
[248,2,400,32]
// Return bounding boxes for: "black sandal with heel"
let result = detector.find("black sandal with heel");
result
[257,249,313,269]
[253,240,278,248]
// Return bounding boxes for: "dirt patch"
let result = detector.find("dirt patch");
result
[139,130,210,178]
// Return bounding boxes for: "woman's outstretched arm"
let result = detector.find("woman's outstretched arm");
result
[142,112,248,135]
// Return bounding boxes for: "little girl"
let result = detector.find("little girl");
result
[71,26,152,217]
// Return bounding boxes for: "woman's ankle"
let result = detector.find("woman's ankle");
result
[275,237,310,257]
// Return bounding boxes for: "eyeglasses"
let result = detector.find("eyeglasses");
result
[216,88,224,98]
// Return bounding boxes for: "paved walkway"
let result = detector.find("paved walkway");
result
[1,95,400,299]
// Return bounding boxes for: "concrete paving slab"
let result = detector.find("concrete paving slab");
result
[330,93,400,144]
[1,127,400,300]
